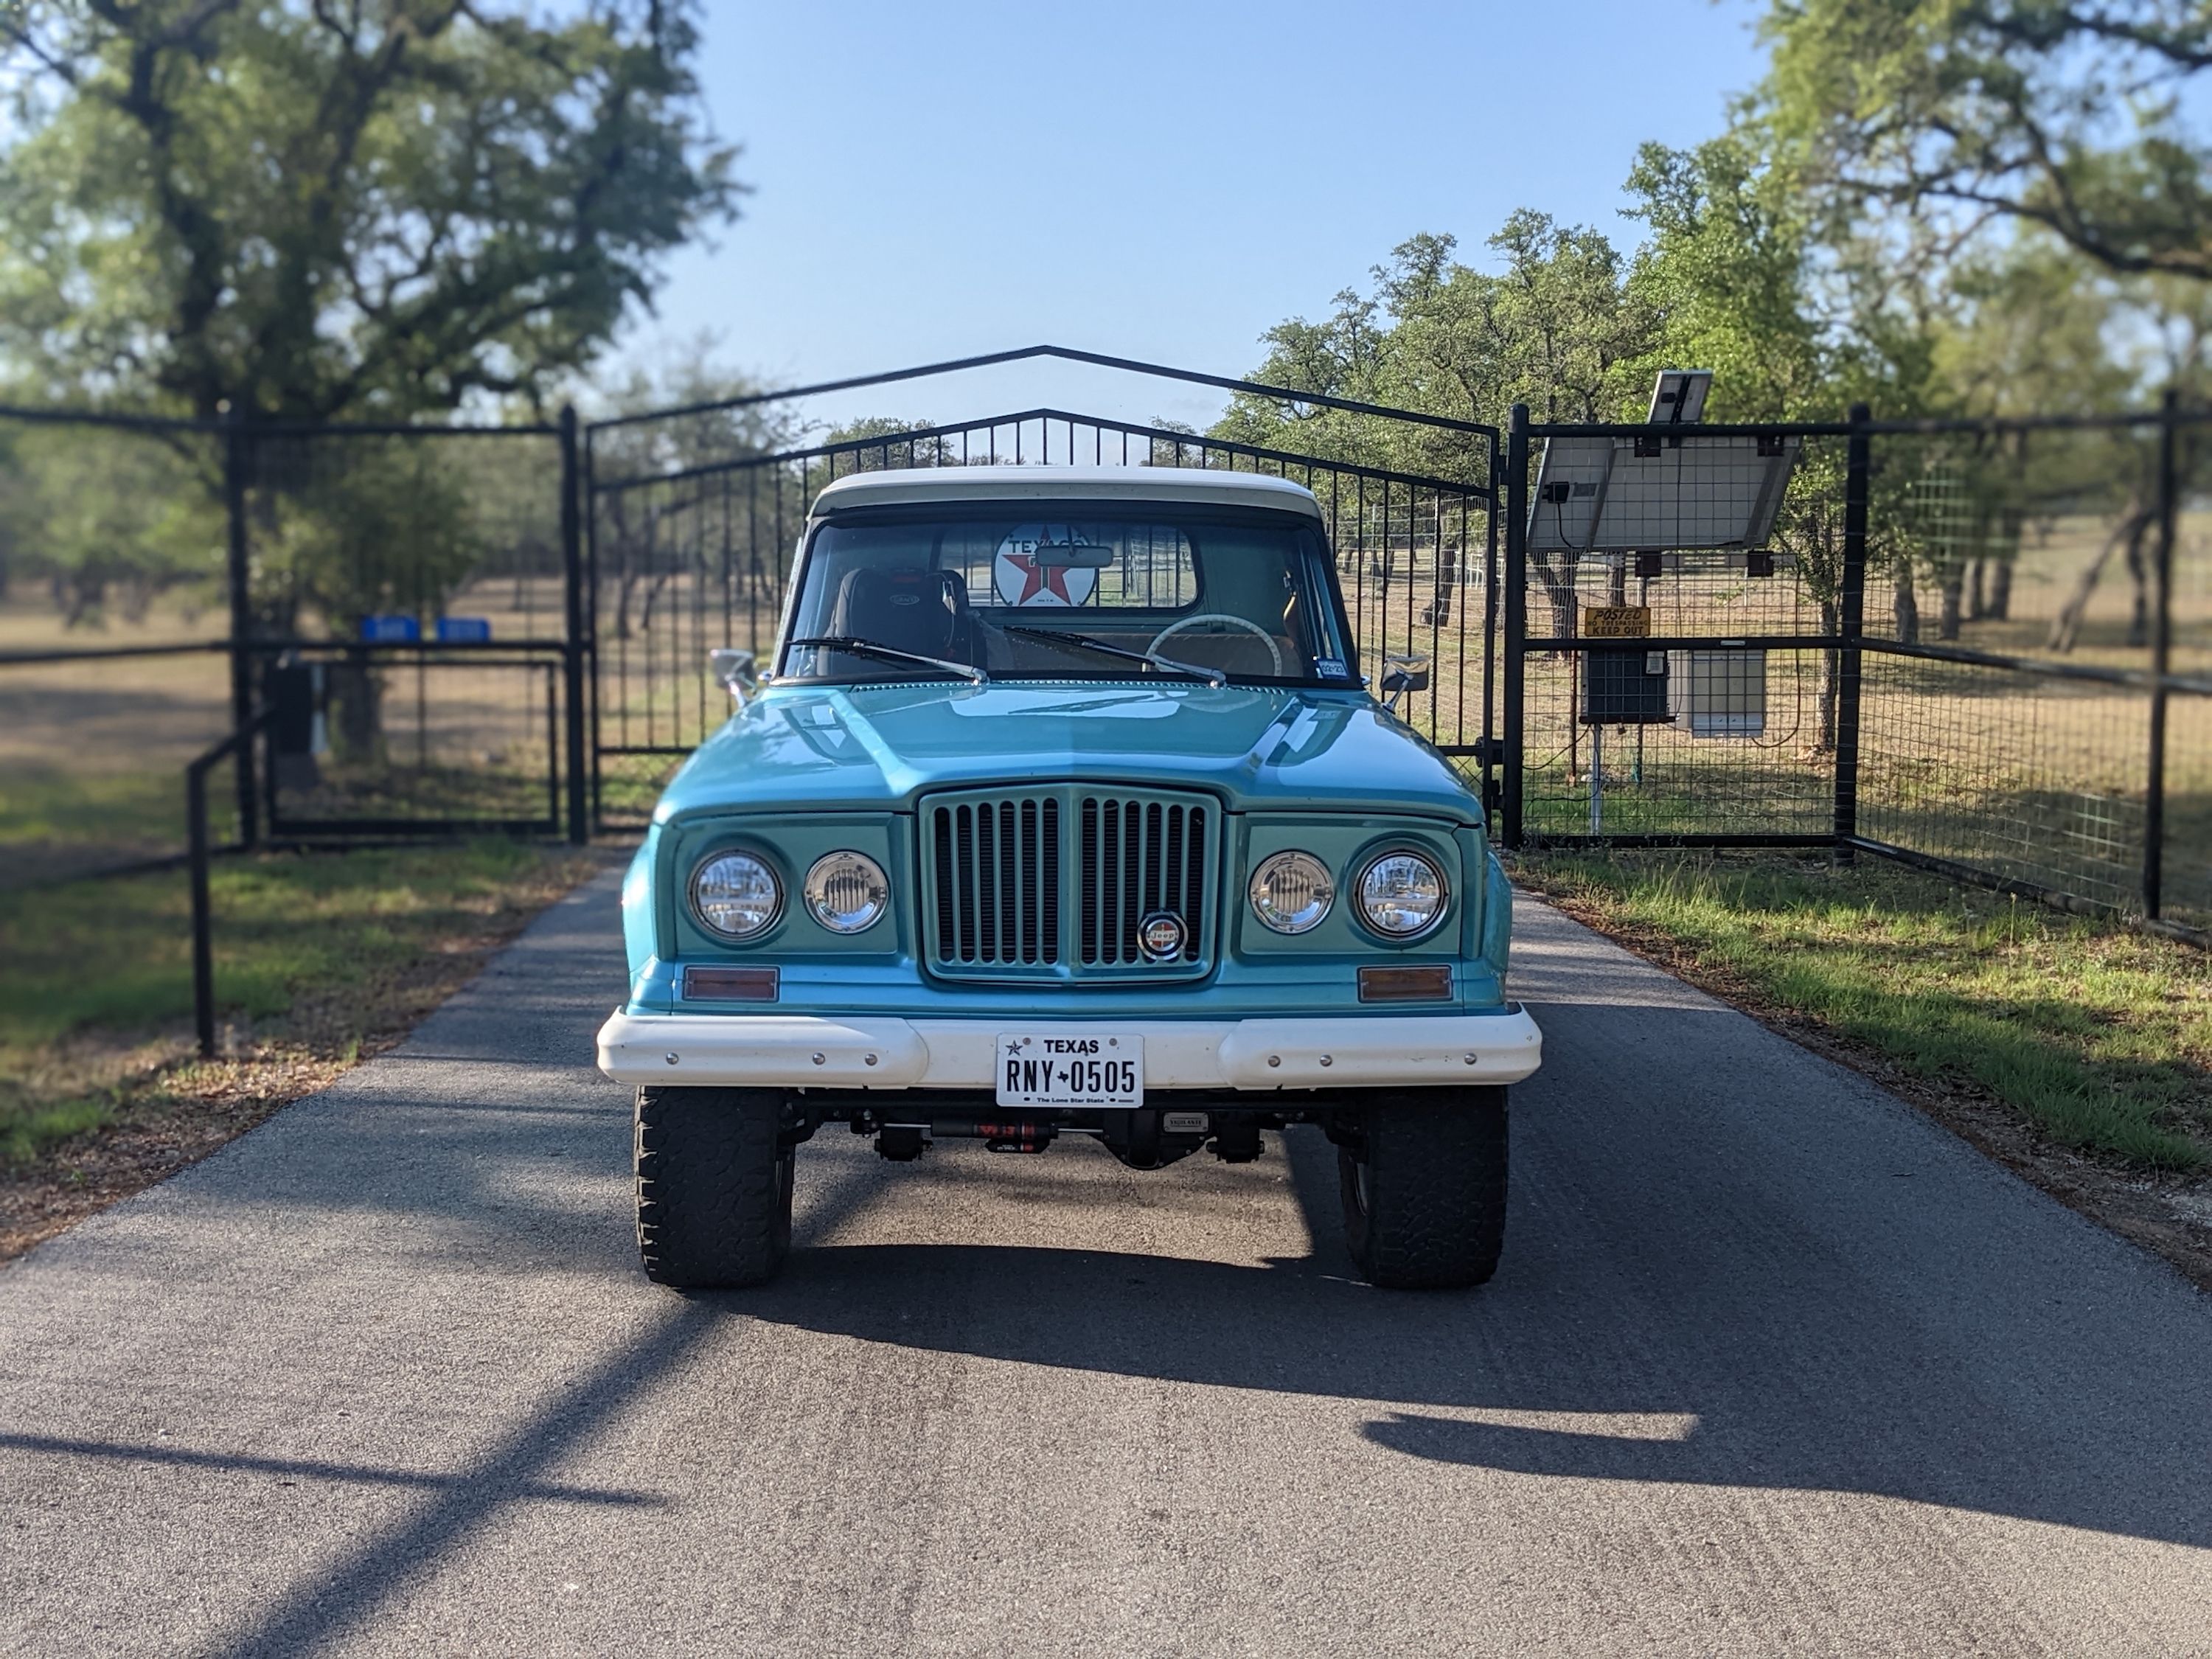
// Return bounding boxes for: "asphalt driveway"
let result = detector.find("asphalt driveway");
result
[2,875,2208,1657]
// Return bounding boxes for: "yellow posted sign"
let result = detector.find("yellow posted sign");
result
[1581,605,1652,639]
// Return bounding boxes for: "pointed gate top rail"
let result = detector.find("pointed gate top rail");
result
[588,405,1500,501]
[581,344,1503,441]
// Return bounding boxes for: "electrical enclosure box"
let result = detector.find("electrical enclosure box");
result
[1580,648,1672,725]
[1669,649,1767,737]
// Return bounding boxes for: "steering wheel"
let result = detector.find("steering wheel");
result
[1146,613,1284,676]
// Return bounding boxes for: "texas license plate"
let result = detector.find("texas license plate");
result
[995,1032,1144,1107]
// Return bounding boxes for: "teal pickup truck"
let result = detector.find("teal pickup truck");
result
[597,466,1541,1290]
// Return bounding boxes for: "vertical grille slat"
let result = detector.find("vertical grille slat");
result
[1183,809,1208,959]
[998,799,1018,962]
[926,787,1209,979]
[1041,797,1061,962]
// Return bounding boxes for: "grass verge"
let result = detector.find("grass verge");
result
[1,838,601,1259]
[1514,851,2211,1172]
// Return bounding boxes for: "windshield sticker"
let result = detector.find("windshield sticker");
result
[1315,656,1347,679]
[993,524,1102,607]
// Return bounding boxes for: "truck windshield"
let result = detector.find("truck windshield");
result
[776,507,1357,688]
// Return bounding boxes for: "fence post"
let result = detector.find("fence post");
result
[189,754,216,1057]
[2143,388,2178,920]
[1501,403,1530,850]
[223,404,258,848]
[1833,403,1871,862]
[1481,429,1502,817]
[559,403,589,846]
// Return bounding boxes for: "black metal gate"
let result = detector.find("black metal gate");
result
[583,400,1498,830]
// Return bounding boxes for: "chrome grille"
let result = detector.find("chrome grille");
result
[922,786,1213,981]
[930,796,1060,967]
[1077,796,1208,966]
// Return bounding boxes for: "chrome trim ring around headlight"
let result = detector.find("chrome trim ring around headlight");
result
[690,849,783,940]
[803,850,889,934]
[1355,849,1449,940]
[1248,849,1335,935]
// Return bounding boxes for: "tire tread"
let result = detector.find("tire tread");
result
[1340,1088,1508,1290]
[635,1086,790,1288]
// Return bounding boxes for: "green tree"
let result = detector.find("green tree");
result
[0,420,224,623]
[1758,0,2212,284]
[1624,134,1828,420]
[1212,215,1655,478]
[0,0,739,421]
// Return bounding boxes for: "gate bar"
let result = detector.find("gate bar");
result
[585,344,1502,440]
[1501,405,1530,849]
[223,407,258,848]
[1832,403,1871,863]
[560,404,589,845]
[2144,388,2178,920]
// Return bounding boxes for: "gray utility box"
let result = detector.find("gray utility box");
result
[1668,648,1767,737]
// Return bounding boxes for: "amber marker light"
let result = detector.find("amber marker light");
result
[1357,964,1453,1004]
[683,966,780,1002]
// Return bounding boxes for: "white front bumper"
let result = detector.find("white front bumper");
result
[597,1008,1542,1091]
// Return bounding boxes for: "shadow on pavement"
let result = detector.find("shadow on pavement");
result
[713,1128,2212,1556]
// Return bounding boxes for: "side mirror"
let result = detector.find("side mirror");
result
[710,647,759,706]
[1380,653,1430,710]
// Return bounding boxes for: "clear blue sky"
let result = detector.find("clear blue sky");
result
[635,0,1770,434]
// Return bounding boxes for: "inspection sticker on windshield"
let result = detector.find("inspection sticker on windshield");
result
[997,1032,1143,1107]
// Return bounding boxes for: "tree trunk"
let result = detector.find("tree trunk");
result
[1530,551,1582,639]
[2048,500,2149,653]
[1937,563,1964,640]
[1967,559,1986,621]
[1986,556,2014,621]
[1817,601,1840,754]
[329,650,383,762]
[2124,526,2150,648]
[1892,558,1921,644]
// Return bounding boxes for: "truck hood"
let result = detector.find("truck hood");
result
[654,682,1481,824]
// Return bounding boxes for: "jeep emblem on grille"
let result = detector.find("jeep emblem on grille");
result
[1137,911,1187,962]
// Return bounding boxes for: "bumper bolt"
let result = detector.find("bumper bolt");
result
[864,1053,879,1067]
[812,1053,827,1066]
[664,1053,679,1066]
[1464,1053,1477,1065]
[1319,1054,1332,1068]
[1267,1054,1281,1068]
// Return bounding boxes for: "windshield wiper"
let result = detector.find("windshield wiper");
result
[1001,625,1228,689]
[785,635,988,686]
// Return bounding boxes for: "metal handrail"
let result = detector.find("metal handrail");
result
[189,709,274,1057]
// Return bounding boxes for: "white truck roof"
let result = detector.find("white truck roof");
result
[807,464,1326,521]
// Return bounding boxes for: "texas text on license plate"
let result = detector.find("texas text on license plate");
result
[996,1032,1144,1107]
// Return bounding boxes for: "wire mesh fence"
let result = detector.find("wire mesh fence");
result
[1,408,582,888]
[1511,430,1846,844]
[1508,405,2209,942]
[237,425,571,836]
[7,372,2204,946]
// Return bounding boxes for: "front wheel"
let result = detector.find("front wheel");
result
[1338,1088,1508,1290]
[635,1086,793,1289]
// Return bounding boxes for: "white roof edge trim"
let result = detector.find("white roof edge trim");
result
[806,465,1326,522]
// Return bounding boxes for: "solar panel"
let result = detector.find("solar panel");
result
[1527,433,1801,554]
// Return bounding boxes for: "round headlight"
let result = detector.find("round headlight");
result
[691,851,782,939]
[804,851,889,934]
[1357,851,1448,939]
[1248,850,1334,935]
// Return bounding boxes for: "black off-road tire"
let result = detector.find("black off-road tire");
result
[1338,1087,1508,1290]
[635,1086,793,1289]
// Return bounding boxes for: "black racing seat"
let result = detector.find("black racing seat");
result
[830,566,972,661]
